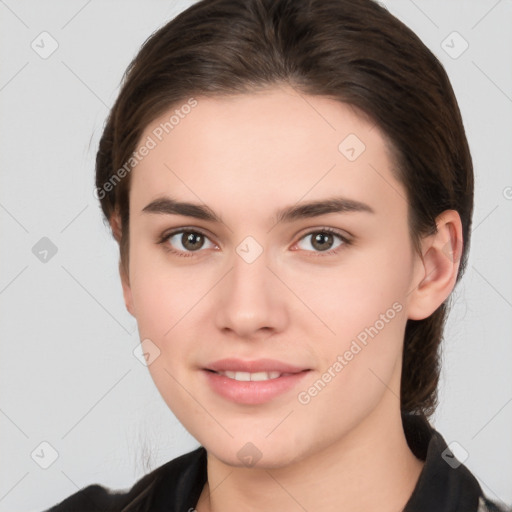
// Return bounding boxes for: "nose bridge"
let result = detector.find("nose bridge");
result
[228,238,272,303]
[214,236,287,336]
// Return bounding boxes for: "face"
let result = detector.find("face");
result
[122,86,426,468]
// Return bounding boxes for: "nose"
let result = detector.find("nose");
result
[214,246,289,340]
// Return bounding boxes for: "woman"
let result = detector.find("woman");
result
[46,0,510,510]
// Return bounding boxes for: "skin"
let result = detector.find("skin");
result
[113,85,463,512]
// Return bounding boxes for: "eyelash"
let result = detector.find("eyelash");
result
[157,226,351,258]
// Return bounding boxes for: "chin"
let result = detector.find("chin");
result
[202,434,309,470]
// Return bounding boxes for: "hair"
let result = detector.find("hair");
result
[95,0,473,418]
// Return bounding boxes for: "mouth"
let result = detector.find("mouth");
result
[202,359,311,405]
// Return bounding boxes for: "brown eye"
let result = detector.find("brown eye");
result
[311,232,335,251]
[181,232,205,251]
[164,230,216,254]
[296,229,346,253]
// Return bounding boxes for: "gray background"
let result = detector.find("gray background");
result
[1,1,511,510]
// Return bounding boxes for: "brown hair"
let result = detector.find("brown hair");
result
[96,0,473,418]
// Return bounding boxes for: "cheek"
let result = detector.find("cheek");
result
[128,242,212,339]
[127,248,204,424]
[293,269,408,440]
[287,241,413,342]
[292,243,412,398]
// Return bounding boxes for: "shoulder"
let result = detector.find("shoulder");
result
[44,484,122,512]
[479,496,512,512]
[402,413,511,512]
[44,447,207,512]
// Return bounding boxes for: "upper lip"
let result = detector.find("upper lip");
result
[205,358,309,374]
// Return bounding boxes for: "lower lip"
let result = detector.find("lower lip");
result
[203,370,310,405]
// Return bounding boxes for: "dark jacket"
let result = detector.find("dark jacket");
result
[45,414,509,512]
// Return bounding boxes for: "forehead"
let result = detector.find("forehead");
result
[130,86,406,220]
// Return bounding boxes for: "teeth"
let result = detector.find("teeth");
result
[251,371,281,381]
[218,370,282,381]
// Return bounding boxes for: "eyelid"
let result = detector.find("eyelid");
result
[158,226,214,243]
[294,226,352,243]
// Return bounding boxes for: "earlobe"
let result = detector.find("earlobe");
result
[110,211,123,244]
[407,210,463,321]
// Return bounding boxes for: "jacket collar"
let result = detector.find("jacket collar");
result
[403,412,482,511]
[146,413,484,511]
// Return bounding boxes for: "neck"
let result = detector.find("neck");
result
[196,397,424,512]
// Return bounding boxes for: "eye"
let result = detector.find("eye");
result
[159,229,216,257]
[159,227,350,258]
[295,228,349,255]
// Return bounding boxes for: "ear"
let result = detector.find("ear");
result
[110,212,135,317]
[119,261,135,317]
[407,210,463,321]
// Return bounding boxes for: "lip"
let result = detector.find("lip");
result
[206,358,308,374]
[203,358,311,405]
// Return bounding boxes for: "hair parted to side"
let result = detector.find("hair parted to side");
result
[96,0,473,418]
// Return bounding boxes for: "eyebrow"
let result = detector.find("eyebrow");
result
[142,195,374,224]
